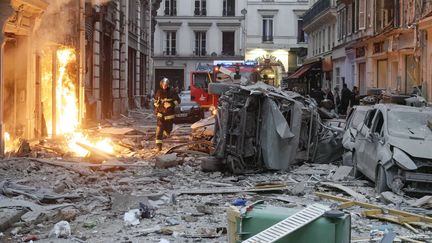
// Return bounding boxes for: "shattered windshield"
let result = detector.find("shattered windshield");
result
[388,110,432,140]
[350,110,367,129]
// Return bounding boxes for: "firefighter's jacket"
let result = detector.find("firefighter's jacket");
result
[154,88,181,119]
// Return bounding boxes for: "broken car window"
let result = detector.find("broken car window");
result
[373,111,384,135]
[350,110,367,129]
[364,109,377,128]
[388,110,432,140]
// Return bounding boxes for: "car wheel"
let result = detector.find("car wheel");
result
[352,152,363,178]
[375,165,390,193]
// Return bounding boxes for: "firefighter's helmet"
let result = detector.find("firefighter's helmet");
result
[160,78,170,89]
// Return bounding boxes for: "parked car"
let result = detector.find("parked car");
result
[174,91,205,124]
[352,104,432,194]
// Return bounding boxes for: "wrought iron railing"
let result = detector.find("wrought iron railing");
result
[303,0,331,26]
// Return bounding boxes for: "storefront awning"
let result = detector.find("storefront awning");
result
[287,63,313,79]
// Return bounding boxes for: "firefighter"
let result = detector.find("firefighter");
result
[154,78,181,151]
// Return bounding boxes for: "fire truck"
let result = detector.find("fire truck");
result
[190,61,259,109]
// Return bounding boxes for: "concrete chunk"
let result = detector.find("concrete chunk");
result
[331,166,353,181]
[155,153,180,169]
[0,209,26,231]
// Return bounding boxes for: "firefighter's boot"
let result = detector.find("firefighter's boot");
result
[156,143,162,152]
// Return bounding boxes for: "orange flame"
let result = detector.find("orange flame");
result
[43,48,115,157]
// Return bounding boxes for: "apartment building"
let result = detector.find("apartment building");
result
[153,0,246,90]
[246,0,310,87]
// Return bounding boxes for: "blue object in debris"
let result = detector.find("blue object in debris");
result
[232,198,247,206]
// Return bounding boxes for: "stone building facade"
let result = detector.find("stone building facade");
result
[86,0,154,119]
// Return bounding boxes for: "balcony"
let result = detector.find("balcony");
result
[303,0,331,27]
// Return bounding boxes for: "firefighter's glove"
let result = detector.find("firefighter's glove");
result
[163,102,172,109]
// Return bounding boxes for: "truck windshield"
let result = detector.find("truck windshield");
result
[193,73,210,89]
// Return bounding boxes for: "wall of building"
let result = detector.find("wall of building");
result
[88,0,153,119]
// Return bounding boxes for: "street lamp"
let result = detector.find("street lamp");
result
[241,8,247,57]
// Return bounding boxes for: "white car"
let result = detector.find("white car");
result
[352,104,432,194]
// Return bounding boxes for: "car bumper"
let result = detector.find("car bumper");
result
[400,165,432,194]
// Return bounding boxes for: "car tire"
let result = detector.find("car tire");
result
[375,165,390,193]
[208,83,236,95]
[352,152,363,178]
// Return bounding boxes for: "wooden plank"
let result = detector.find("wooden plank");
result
[315,192,432,224]
[338,201,356,209]
[178,186,289,195]
[29,158,148,168]
[320,182,367,201]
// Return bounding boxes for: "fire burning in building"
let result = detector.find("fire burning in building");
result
[40,47,114,157]
[4,47,115,158]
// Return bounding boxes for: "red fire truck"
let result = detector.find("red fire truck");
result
[190,61,259,109]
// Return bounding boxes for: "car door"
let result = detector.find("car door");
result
[356,109,377,176]
[362,110,385,180]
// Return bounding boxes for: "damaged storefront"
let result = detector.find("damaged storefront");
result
[0,0,87,155]
[1,0,90,155]
[0,0,155,155]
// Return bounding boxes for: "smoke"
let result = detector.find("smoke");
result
[34,0,77,48]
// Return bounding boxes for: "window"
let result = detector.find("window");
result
[328,26,331,51]
[332,24,335,47]
[193,73,210,89]
[377,59,388,88]
[342,8,347,38]
[297,19,305,43]
[165,31,176,56]
[164,0,177,16]
[262,16,273,42]
[223,0,235,16]
[347,4,353,35]
[372,111,384,136]
[194,0,206,16]
[358,0,366,30]
[222,31,235,56]
[364,109,377,128]
[337,11,342,40]
[195,31,206,56]
[322,29,326,52]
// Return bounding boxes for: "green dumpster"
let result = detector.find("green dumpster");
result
[227,202,351,243]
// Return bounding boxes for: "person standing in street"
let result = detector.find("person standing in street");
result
[340,82,353,115]
[352,86,360,106]
[154,78,181,152]
[333,86,341,114]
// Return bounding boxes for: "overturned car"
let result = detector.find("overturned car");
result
[352,104,432,194]
[208,82,323,173]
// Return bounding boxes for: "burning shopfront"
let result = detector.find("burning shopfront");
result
[0,0,115,156]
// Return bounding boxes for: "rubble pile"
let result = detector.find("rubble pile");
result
[1,150,431,242]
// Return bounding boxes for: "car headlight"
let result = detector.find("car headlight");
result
[392,147,417,170]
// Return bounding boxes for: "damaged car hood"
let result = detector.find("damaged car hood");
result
[388,137,432,159]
